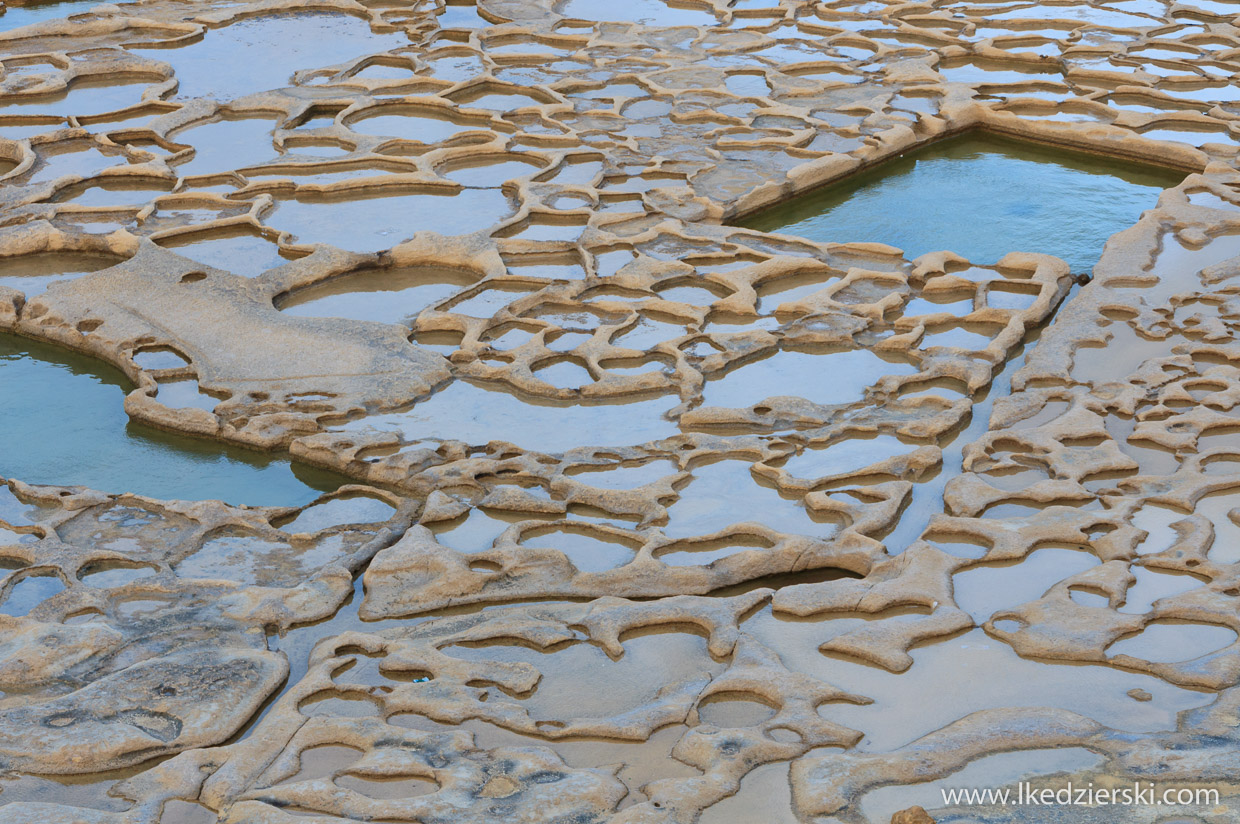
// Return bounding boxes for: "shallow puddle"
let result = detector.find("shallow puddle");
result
[558,0,718,26]
[335,379,680,452]
[779,434,913,479]
[1124,231,1240,309]
[737,134,1183,272]
[0,251,122,296]
[937,60,1063,86]
[441,157,543,187]
[654,536,774,566]
[1070,321,1173,384]
[699,348,918,410]
[698,761,798,824]
[170,118,280,177]
[278,493,395,534]
[27,144,124,185]
[129,13,411,101]
[441,629,722,720]
[432,508,534,552]
[744,614,1215,751]
[518,524,642,572]
[563,459,677,489]
[55,178,174,208]
[0,0,101,32]
[663,459,841,538]
[0,334,345,505]
[276,265,480,324]
[0,79,154,119]
[156,228,296,277]
[391,716,696,807]
[154,379,217,411]
[346,108,479,143]
[454,90,545,112]
[1130,503,1187,555]
[860,748,1105,822]
[0,763,149,812]
[265,188,513,251]
[78,561,157,588]
[952,546,1100,623]
[1190,490,1240,564]
[0,570,65,616]
[333,773,436,800]
[534,359,593,389]
[1107,620,1237,663]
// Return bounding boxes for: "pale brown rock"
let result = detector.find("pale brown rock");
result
[2,0,1240,821]
[891,807,936,824]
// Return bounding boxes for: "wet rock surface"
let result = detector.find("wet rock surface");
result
[2,0,1240,821]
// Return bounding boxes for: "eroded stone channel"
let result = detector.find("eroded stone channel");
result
[2,1,1239,822]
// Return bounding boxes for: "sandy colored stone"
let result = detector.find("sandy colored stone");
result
[891,807,936,824]
[2,0,1240,821]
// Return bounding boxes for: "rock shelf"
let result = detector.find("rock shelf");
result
[2,0,1240,821]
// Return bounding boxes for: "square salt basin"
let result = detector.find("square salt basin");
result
[736,133,1183,274]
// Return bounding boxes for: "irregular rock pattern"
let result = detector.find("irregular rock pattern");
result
[2,0,1240,821]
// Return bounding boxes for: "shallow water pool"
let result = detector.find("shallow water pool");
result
[737,133,1184,273]
[0,334,345,505]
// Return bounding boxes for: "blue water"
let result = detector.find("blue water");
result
[0,334,345,505]
[0,0,99,33]
[738,133,1184,273]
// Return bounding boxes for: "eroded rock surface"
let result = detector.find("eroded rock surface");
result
[3,0,1240,821]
